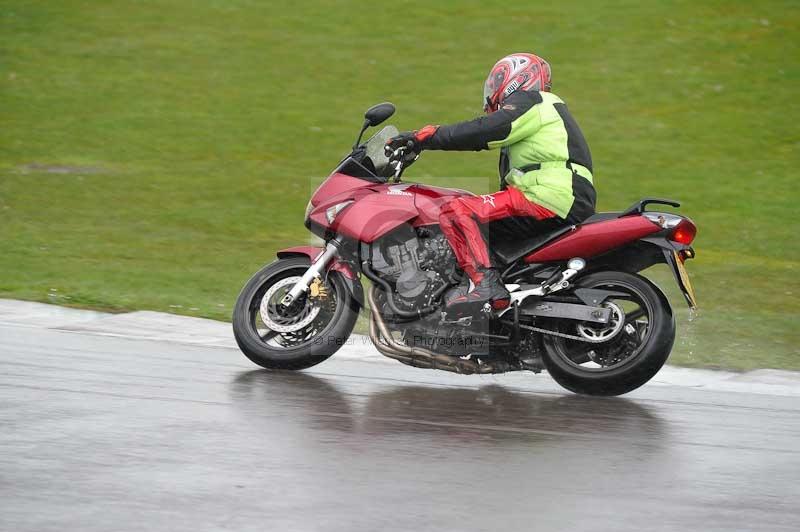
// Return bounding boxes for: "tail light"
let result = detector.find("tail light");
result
[670,219,697,245]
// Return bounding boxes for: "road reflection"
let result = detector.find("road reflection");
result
[229,370,666,448]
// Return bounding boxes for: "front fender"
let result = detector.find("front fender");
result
[277,246,364,307]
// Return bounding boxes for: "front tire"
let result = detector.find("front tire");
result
[232,257,360,370]
[541,271,675,396]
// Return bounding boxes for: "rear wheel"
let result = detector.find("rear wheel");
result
[232,257,360,370]
[541,271,675,396]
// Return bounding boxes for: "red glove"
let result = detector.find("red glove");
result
[385,125,439,153]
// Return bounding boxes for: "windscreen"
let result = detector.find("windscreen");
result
[363,125,399,177]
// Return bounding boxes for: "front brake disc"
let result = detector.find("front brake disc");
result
[260,276,321,333]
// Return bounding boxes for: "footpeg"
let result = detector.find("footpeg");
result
[440,314,473,327]
[500,258,586,317]
[543,257,585,294]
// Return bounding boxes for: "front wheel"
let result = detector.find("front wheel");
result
[541,271,676,396]
[232,257,360,370]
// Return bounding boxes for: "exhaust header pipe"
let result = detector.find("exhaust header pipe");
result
[366,286,502,375]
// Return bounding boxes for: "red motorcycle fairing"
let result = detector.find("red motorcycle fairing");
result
[310,173,377,206]
[326,185,419,243]
[276,245,357,279]
[524,216,661,263]
[307,173,472,243]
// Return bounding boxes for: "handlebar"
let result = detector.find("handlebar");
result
[384,141,418,181]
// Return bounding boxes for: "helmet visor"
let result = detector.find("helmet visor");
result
[483,74,503,112]
[483,77,494,109]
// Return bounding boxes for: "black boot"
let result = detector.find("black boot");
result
[444,279,471,308]
[445,268,510,314]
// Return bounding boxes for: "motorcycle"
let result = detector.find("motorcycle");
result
[232,102,698,396]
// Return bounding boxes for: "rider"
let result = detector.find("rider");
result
[385,53,596,314]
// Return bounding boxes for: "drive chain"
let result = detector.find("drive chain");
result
[516,322,616,344]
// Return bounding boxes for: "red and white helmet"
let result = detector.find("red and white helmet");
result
[483,53,552,113]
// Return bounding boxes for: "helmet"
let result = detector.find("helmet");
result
[483,53,552,113]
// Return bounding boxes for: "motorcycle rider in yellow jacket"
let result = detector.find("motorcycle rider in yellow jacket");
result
[386,53,596,314]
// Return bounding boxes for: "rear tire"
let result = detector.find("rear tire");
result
[541,271,675,396]
[232,257,360,370]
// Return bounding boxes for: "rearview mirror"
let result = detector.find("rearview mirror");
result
[364,102,395,127]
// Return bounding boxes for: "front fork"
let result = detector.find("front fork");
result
[281,237,342,306]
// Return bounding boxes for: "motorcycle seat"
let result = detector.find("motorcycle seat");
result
[581,211,622,224]
[492,224,576,265]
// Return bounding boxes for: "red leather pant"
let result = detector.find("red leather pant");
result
[438,186,556,282]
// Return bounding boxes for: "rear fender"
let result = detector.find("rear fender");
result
[276,246,364,307]
[642,238,696,309]
[585,240,665,274]
[586,238,694,308]
[634,270,674,319]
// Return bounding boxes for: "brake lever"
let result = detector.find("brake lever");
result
[392,154,404,181]
[384,145,404,180]
[386,141,418,182]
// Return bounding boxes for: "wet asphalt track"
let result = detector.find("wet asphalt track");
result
[1,322,799,532]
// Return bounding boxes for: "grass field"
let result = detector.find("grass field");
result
[1,0,798,370]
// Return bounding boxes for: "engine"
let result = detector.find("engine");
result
[369,228,455,308]
[370,228,505,358]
